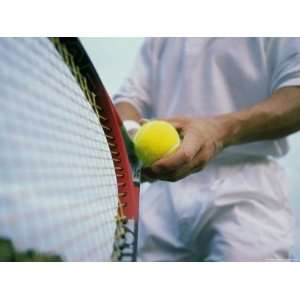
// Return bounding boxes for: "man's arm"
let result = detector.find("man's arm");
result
[143,86,300,182]
[222,86,300,146]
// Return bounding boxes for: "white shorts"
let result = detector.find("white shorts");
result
[137,157,295,261]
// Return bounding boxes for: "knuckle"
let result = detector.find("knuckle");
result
[155,163,169,173]
[182,149,194,163]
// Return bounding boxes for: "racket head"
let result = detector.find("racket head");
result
[0,37,140,261]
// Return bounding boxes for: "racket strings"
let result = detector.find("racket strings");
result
[51,37,125,261]
[0,37,121,261]
[2,193,120,224]
[0,45,105,139]
[0,40,98,121]
[51,37,129,261]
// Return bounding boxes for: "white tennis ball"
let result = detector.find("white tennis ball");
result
[133,120,181,167]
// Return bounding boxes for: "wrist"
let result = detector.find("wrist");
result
[212,113,242,148]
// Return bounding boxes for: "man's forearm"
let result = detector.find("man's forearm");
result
[115,102,142,123]
[218,87,300,148]
[114,88,300,150]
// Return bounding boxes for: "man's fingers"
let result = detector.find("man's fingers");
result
[151,142,203,175]
[143,145,209,182]
[150,157,206,182]
[150,128,203,173]
[137,117,211,182]
[151,148,189,174]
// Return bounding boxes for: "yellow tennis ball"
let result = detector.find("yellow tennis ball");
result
[133,120,181,167]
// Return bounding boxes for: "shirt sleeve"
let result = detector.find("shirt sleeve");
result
[113,38,154,117]
[266,38,300,92]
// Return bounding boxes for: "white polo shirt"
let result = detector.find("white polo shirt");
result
[114,38,300,158]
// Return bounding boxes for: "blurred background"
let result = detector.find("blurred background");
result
[81,38,300,260]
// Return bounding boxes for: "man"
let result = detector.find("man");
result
[113,38,300,261]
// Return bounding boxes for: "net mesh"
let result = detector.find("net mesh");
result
[0,37,119,261]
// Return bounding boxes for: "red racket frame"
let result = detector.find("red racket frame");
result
[57,38,139,261]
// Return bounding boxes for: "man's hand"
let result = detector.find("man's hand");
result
[142,116,230,182]
[116,87,300,183]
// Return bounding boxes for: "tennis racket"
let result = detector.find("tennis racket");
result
[0,37,140,262]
